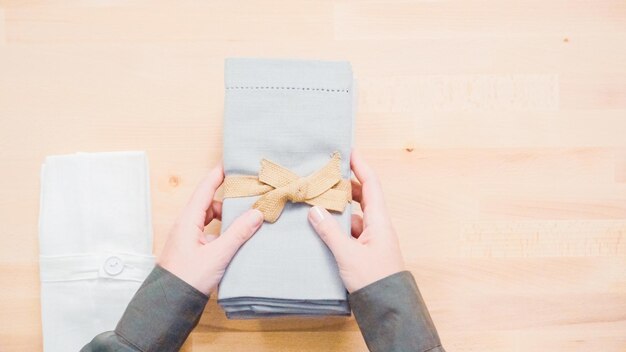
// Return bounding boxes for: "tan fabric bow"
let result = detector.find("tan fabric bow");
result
[223,152,351,223]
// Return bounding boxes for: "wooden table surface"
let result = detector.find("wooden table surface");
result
[1,1,625,351]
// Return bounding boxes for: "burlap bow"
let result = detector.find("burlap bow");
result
[223,152,351,223]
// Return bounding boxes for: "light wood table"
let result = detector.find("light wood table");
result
[1,1,625,350]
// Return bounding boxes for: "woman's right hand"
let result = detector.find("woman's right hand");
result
[307,150,405,293]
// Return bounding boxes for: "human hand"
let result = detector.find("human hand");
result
[307,150,405,293]
[158,164,264,296]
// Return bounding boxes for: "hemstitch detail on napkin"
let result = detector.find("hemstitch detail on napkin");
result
[226,86,350,93]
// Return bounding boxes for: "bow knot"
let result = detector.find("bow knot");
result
[223,152,351,223]
[287,181,309,202]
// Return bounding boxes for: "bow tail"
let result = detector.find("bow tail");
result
[252,189,289,223]
[305,184,351,213]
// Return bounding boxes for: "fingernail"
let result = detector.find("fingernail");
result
[249,209,264,227]
[309,206,325,225]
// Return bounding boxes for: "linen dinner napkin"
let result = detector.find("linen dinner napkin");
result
[218,58,354,318]
[38,151,155,351]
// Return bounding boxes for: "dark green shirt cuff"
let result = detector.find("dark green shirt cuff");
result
[349,271,444,352]
[115,265,209,352]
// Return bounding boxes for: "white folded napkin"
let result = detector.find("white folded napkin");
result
[38,151,155,351]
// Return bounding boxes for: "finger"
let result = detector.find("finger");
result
[204,201,223,226]
[350,150,389,225]
[308,206,352,259]
[205,204,214,226]
[351,213,363,239]
[184,164,224,227]
[211,209,264,259]
[212,201,223,220]
[188,163,224,212]
[351,179,363,204]
[200,234,219,245]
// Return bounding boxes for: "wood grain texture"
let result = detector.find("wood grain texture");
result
[1,0,625,350]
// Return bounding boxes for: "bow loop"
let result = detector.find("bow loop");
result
[223,152,350,223]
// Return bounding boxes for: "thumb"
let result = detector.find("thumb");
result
[213,209,264,260]
[308,206,351,259]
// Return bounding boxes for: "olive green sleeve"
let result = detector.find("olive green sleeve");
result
[81,265,208,352]
[349,271,445,352]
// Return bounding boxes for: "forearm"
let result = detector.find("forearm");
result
[350,271,445,352]
[82,265,209,352]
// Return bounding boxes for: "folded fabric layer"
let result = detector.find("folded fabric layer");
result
[38,151,155,351]
[218,58,354,318]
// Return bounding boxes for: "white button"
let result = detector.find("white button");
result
[104,256,124,276]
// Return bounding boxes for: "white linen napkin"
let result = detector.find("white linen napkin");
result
[38,151,155,351]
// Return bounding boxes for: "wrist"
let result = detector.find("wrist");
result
[158,259,212,296]
[351,267,404,293]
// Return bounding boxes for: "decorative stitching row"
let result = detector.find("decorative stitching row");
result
[226,86,349,93]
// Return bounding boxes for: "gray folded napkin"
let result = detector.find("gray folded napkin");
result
[218,58,354,318]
